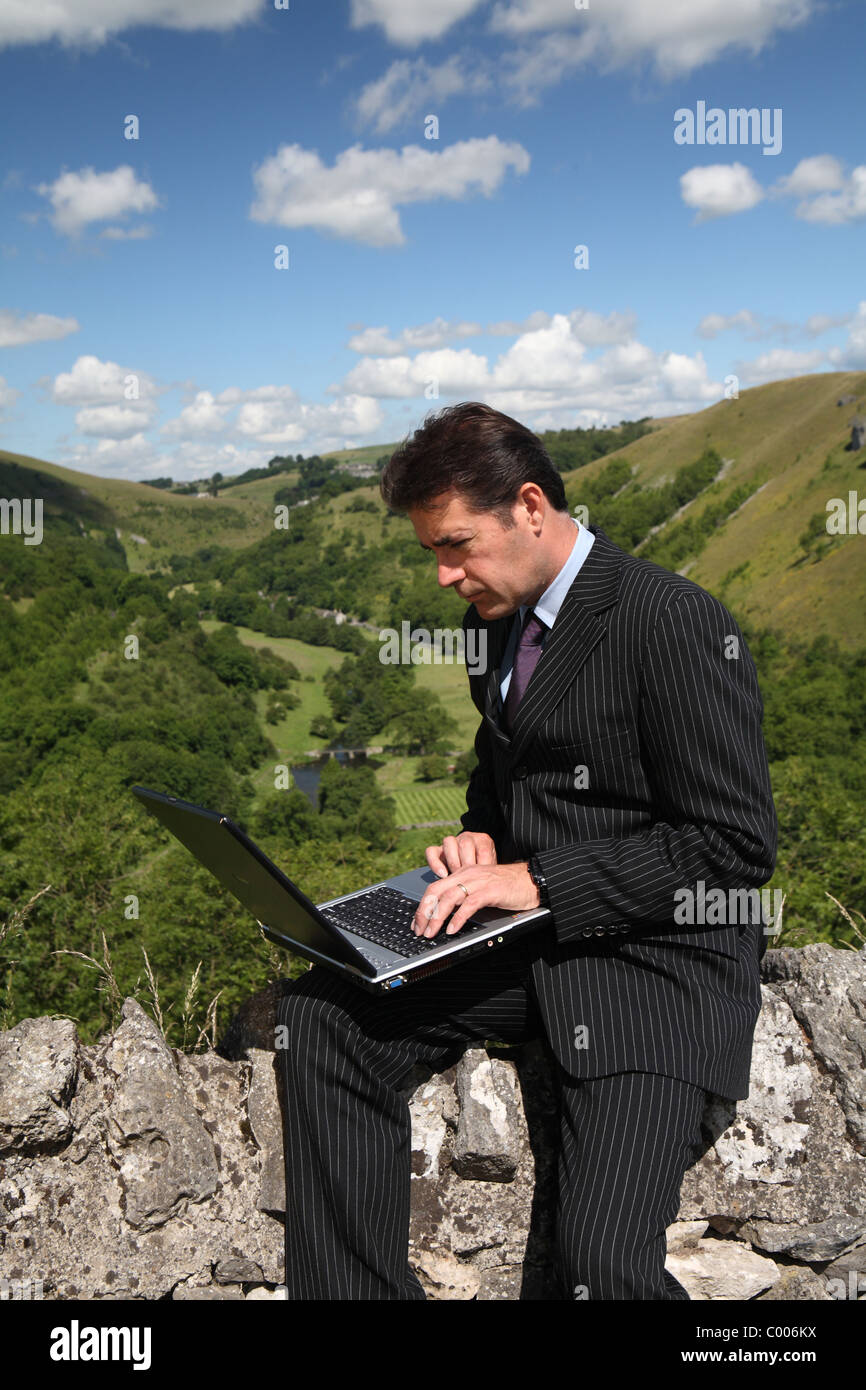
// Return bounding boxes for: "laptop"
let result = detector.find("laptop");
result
[131,786,551,993]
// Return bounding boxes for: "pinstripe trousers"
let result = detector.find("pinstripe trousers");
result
[276,933,710,1301]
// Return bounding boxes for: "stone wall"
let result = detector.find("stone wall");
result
[0,943,864,1301]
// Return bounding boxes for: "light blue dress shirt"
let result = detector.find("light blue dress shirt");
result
[499,518,595,707]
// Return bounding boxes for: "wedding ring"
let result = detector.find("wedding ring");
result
[458,883,470,898]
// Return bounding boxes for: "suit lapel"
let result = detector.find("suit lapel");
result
[471,525,623,763]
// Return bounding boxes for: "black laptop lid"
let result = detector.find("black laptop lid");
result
[131,786,373,973]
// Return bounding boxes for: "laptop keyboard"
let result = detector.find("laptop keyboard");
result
[322,885,475,959]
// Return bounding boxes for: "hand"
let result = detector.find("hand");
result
[412,859,541,939]
[425,830,497,879]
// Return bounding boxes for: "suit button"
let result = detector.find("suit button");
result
[513,765,527,780]
[581,928,594,938]
[594,927,606,936]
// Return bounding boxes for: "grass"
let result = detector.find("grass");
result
[4,369,865,643]
[392,784,467,825]
[198,619,347,768]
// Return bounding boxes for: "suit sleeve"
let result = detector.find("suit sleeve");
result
[460,716,507,846]
[533,589,778,946]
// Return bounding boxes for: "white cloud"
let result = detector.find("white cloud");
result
[793,166,866,225]
[35,165,160,236]
[698,308,853,341]
[490,0,814,78]
[804,312,852,338]
[249,138,530,246]
[159,381,385,451]
[827,303,866,371]
[58,433,157,478]
[350,0,486,46]
[0,0,263,49]
[75,404,155,439]
[487,310,552,336]
[679,162,764,221]
[697,310,763,339]
[343,348,490,398]
[349,0,814,79]
[0,375,20,414]
[346,308,634,355]
[0,308,80,347]
[340,310,723,418]
[100,224,155,240]
[699,155,866,226]
[736,347,826,384]
[491,314,589,389]
[347,317,482,355]
[51,354,159,407]
[771,154,844,198]
[162,390,233,438]
[500,32,595,106]
[354,55,491,134]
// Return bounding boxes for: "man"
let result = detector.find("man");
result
[276,401,777,1300]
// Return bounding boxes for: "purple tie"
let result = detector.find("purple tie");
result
[503,608,546,733]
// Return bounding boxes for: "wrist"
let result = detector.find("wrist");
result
[527,855,550,909]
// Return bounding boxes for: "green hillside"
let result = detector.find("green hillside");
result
[5,371,861,642]
[2,372,865,1051]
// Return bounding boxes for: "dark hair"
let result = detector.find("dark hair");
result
[379,401,568,525]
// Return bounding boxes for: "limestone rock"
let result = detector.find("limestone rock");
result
[1,943,864,1301]
[0,1017,79,1156]
[665,1239,780,1300]
[762,944,866,1148]
[100,999,218,1231]
[452,1048,521,1181]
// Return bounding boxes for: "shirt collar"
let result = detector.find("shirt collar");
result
[519,518,596,630]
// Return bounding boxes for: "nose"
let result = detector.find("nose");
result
[437,560,465,588]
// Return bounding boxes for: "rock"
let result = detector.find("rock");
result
[756,1265,833,1300]
[452,1048,522,1181]
[739,1215,866,1262]
[666,1220,710,1251]
[1,943,864,1300]
[216,980,294,1060]
[762,944,866,1148]
[406,1065,459,1182]
[100,999,218,1232]
[247,1049,285,1214]
[173,1284,245,1300]
[822,1238,866,1277]
[679,983,866,1235]
[214,1257,264,1284]
[665,1239,780,1300]
[0,1017,79,1156]
[413,1249,480,1300]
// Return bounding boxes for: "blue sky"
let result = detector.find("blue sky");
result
[1,0,864,480]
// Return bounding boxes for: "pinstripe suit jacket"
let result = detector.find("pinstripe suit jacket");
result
[459,523,778,1100]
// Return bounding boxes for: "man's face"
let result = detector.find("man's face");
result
[408,489,542,620]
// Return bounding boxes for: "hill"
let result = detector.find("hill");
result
[4,371,863,643]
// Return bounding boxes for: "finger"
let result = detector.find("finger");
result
[474,838,497,866]
[433,880,482,937]
[440,836,464,874]
[417,885,467,938]
[444,885,486,935]
[457,836,478,867]
[413,890,446,934]
[425,843,449,878]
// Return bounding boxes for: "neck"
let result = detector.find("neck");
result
[525,512,579,606]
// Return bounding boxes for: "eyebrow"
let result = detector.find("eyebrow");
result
[419,533,469,551]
